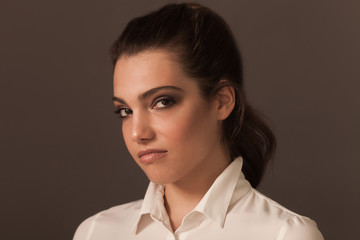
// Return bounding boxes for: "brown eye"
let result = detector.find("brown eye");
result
[114,108,133,118]
[153,97,176,109]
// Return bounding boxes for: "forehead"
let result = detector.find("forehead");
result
[113,50,194,97]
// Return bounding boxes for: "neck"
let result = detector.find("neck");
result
[163,151,231,231]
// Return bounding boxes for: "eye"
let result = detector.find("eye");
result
[114,108,133,118]
[153,97,176,109]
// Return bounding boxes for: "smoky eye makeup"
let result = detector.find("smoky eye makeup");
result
[114,104,132,118]
[151,95,177,109]
[112,87,184,117]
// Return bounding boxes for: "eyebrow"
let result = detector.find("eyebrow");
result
[112,86,184,104]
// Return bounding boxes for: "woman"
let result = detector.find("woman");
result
[74,3,323,239]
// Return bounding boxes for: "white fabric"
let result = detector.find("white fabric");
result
[74,157,324,240]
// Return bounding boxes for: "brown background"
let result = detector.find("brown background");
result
[1,0,359,239]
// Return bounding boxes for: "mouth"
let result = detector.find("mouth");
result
[137,149,168,164]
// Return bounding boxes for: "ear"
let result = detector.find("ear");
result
[214,81,236,120]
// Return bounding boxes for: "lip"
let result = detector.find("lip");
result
[137,149,168,164]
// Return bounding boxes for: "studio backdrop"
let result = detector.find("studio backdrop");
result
[1,0,359,239]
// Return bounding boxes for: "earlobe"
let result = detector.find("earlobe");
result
[215,83,236,120]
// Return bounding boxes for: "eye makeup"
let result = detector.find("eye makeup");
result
[151,95,177,109]
[113,85,184,118]
[114,107,132,118]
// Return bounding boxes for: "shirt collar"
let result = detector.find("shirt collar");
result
[131,182,167,234]
[193,156,251,228]
[132,156,251,233]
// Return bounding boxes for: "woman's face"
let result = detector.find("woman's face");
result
[113,50,229,185]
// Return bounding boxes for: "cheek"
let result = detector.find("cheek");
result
[156,103,217,151]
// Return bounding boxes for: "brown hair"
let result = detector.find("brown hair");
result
[110,3,276,188]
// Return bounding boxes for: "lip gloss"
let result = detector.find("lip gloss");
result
[139,151,167,164]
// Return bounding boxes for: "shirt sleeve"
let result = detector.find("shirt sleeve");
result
[277,216,324,240]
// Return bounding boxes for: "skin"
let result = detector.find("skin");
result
[113,50,235,231]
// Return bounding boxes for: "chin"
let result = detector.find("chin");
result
[139,164,175,185]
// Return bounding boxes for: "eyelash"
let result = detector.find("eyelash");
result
[114,96,176,119]
[151,96,176,109]
[114,108,132,119]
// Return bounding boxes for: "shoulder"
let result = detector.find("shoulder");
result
[73,200,143,240]
[251,189,324,240]
[230,188,324,239]
[276,215,324,240]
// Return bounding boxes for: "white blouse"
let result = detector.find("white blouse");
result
[74,157,324,240]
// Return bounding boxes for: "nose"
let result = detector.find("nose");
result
[130,113,155,143]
